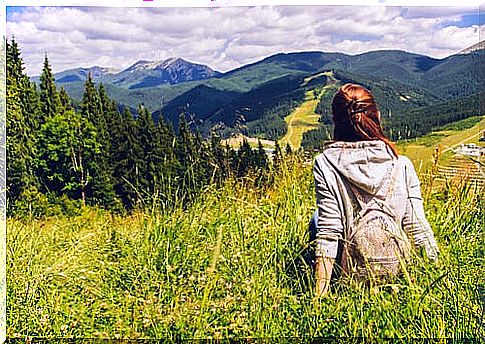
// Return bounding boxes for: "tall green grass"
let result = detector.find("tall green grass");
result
[7,156,484,340]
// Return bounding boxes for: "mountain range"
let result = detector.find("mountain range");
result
[35,43,484,140]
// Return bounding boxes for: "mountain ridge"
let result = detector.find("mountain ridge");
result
[33,47,481,141]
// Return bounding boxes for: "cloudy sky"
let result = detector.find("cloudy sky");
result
[6,5,483,76]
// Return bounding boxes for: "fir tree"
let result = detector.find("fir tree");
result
[272,141,283,173]
[6,39,41,214]
[137,104,163,202]
[39,54,61,123]
[209,132,228,184]
[59,87,73,112]
[80,75,116,207]
[112,107,144,209]
[156,116,179,206]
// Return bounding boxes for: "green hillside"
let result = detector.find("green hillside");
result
[50,49,481,143]
[301,70,482,150]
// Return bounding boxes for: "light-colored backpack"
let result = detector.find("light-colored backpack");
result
[342,165,411,281]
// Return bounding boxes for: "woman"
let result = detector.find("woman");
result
[311,83,439,296]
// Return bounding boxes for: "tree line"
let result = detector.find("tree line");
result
[7,39,287,217]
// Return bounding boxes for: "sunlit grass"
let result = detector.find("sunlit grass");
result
[397,116,485,168]
[7,155,484,340]
[280,90,322,151]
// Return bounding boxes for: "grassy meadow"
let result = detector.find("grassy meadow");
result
[7,148,485,340]
[396,116,485,169]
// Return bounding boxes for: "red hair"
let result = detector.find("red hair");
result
[332,83,398,157]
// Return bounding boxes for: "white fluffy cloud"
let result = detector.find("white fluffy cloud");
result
[6,5,481,76]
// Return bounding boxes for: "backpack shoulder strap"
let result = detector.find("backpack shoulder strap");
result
[384,159,400,202]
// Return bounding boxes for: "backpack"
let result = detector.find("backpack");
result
[341,164,411,281]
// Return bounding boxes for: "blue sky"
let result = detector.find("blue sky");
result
[6,5,482,75]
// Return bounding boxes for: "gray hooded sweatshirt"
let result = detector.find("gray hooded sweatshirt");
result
[313,140,439,261]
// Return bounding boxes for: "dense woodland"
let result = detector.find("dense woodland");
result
[6,39,287,217]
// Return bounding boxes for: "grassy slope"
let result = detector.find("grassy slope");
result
[279,90,321,150]
[7,155,484,339]
[396,116,485,170]
[280,73,339,150]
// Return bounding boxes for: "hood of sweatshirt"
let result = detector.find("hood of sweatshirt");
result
[322,140,397,197]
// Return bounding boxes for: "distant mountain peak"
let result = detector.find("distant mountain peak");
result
[109,57,222,88]
[125,60,155,72]
[124,57,213,73]
[80,66,119,76]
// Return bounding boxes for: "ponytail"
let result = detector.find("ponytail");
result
[332,83,398,157]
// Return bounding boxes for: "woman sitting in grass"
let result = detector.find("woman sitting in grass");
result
[310,83,439,296]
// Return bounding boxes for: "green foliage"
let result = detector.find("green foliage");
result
[387,93,482,140]
[111,107,144,210]
[66,77,118,208]
[6,38,40,212]
[7,40,279,216]
[301,70,482,149]
[37,110,99,201]
[433,116,483,132]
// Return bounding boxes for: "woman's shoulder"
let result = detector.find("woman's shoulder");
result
[397,155,415,170]
[313,152,338,178]
[313,152,329,169]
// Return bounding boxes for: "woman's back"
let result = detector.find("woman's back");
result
[313,140,439,266]
[312,83,439,295]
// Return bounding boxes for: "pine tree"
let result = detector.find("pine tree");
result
[137,104,163,203]
[209,132,228,185]
[59,87,73,112]
[95,83,119,208]
[174,114,201,202]
[236,139,254,178]
[39,54,61,123]
[6,38,41,214]
[272,141,283,173]
[255,140,269,187]
[156,115,179,207]
[80,75,116,207]
[256,140,268,170]
[112,107,144,209]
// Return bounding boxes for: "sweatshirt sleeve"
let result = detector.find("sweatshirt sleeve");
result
[313,156,344,259]
[401,157,439,261]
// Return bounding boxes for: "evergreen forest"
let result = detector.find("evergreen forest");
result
[6,39,285,217]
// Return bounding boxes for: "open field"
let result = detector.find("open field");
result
[279,90,321,150]
[396,116,485,170]
[7,155,484,340]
